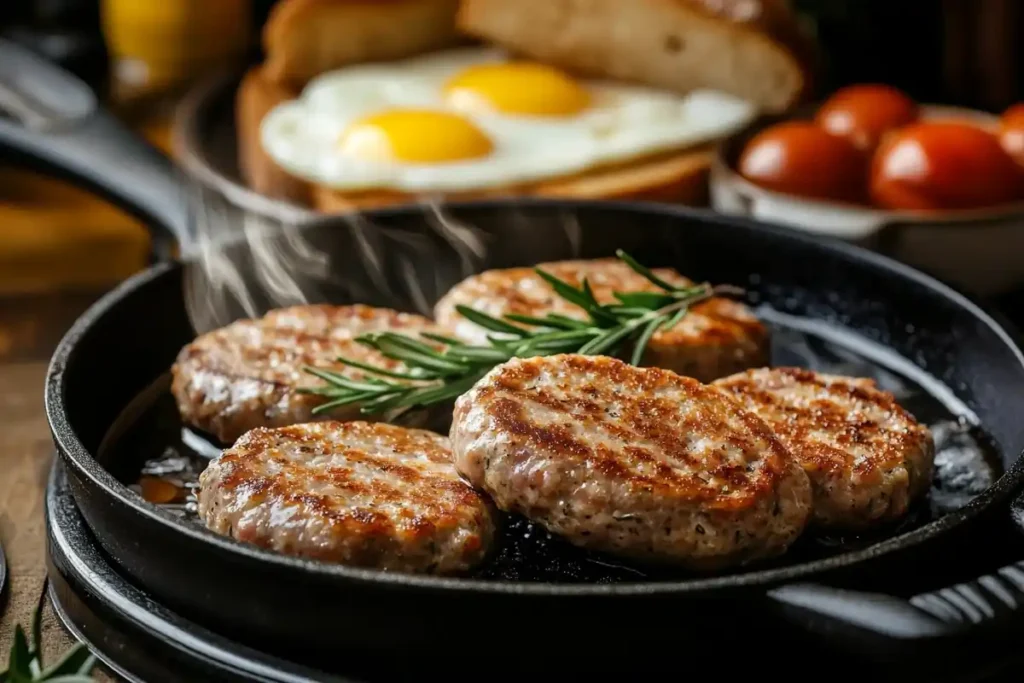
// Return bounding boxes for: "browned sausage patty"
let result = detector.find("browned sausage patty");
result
[713,367,935,529]
[198,421,497,573]
[433,258,768,382]
[171,304,443,444]
[450,354,813,569]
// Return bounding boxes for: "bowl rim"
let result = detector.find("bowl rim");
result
[710,101,1024,225]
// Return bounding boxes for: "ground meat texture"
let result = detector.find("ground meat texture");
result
[170,304,444,444]
[450,354,813,570]
[197,421,497,573]
[433,258,769,383]
[713,367,936,530]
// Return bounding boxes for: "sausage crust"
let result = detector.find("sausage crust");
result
[714,367,936,529]
[450,354,813,569]
[434,258,769,382]
[171,304,442,443]
[198,420,496,573]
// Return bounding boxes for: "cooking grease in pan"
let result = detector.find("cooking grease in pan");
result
[103,310,1002,583]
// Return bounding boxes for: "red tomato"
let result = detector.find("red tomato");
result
[816,84,919,153]
[999,103,1024,164]
[738,121,868,204]
[870,120,1024,211]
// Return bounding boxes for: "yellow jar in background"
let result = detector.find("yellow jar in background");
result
[101,0,252,103]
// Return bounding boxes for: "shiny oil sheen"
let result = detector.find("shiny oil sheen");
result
[101,307,1000,584]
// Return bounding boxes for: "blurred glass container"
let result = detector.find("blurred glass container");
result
[101,0,252,106]
[0,0,255,297]
[0,1,266,350]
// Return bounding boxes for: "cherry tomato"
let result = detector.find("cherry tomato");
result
[999,103,1024,164]
[737,121,868,204]
[816,84,919,153]
[870,120,1024,211]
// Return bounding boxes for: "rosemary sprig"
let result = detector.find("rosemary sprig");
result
[2,578,97,682]
[299,250,744,417]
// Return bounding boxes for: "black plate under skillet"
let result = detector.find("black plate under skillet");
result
[45,459,1024,682]
[44,459,873,681]
[46,461,356,683]
[47,199,1024,668]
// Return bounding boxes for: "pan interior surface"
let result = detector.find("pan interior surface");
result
[49,199,1024,595]
[103,310,999,584]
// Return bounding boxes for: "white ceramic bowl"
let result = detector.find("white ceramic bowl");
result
[710,104,1024,296]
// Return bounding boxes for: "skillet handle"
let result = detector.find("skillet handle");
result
[768,491,1024,659]
[767,565,1024,643]
[0,38,190,251]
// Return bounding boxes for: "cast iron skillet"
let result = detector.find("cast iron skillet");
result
[0,539,6,609]
[5,39,1024,669]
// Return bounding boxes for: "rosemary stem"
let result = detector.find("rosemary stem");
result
[301,252,742,416]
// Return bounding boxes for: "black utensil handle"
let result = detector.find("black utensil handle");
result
[770,489,1024,655]
[768,562,1024,639]
[0,38,190,248]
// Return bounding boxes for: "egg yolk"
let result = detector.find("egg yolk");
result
[444,62,591,117]
[338,110,493,163]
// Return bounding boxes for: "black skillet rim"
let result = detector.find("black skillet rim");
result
[44,197,1024,596]
[45,460,359,683]
[0,533,6,609]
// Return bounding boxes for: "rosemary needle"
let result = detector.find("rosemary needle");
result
[1,578,97,681]
[298,250,743,416]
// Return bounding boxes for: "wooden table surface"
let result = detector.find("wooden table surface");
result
[0,290,119,681]
[0,123,166,679]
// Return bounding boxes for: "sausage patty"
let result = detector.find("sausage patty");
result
[450,354,813,569]
[433,258,768,382]
[713,367,935,529]
[171,304,442,444]
[198,420,497,573]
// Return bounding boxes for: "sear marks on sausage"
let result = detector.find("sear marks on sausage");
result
[450,354,813,570]
[434,258,769,383]
[171,304,443,444]
[714,367,935,529]
[198,420,497,573]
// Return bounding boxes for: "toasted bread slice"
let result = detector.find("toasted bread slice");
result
[456,0,812,112]
[236,67,312,205]
[262,0,466,87]
[309,147,714,212]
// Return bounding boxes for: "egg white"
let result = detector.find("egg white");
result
[260,47,758,193]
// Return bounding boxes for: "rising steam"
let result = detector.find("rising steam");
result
[178,181,518,336]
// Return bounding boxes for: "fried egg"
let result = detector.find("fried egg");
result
[260,47,757,193]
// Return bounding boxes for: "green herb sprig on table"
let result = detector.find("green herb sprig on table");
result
[1,580,97,682]
[299,250,743,418]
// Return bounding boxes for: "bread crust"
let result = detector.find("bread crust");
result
[309,147,715,213]
[262,0,466,87]
[236,66,312,205]
[456,0,814,111]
